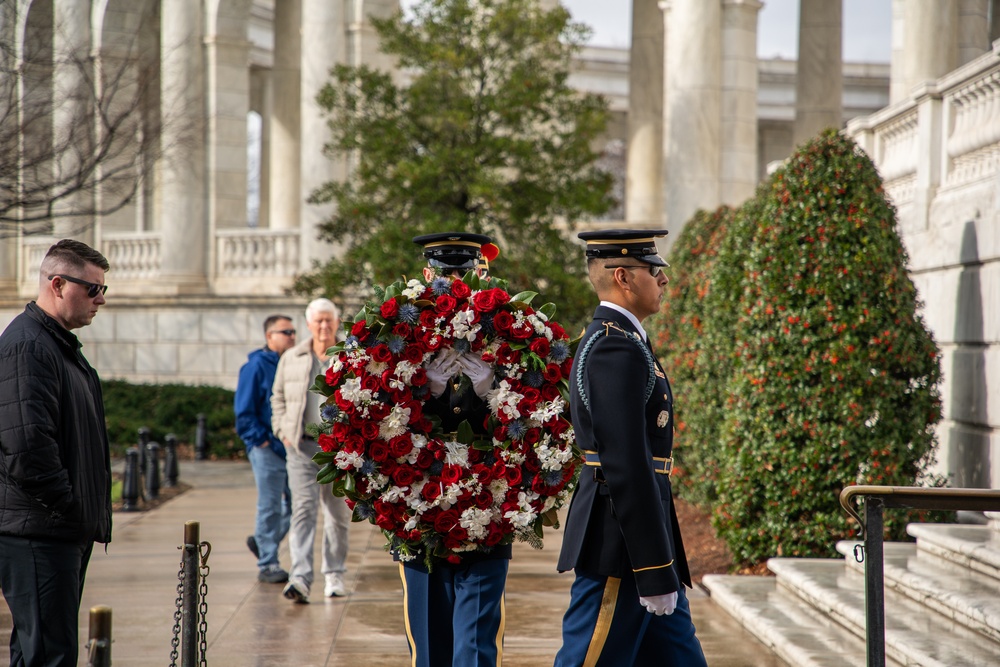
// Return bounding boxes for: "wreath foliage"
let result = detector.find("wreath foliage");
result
[311,271,581,566]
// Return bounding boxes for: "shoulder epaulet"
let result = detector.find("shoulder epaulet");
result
[575,321,657,411]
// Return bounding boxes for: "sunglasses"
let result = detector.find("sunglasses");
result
[269,329,296,336]
[604,264,663,278]
[49,274,108,298]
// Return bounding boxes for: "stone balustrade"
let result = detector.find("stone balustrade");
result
[215,228,300,278]
[944,68,1000,187]
[103,233,163,280]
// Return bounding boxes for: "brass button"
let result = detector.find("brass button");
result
[453,407,461,414]
[664,394,668,400]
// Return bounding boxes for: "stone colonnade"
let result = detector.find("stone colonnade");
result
[625,0,1000,246]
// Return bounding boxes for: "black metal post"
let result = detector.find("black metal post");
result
[121,447,141,512]
[164,434,178,487]
[86,605,112,667]
[145,442,161,501]
[137,427,150,474]
[864,497,886,667]
[194,414,207,461]
[182,521,200,667]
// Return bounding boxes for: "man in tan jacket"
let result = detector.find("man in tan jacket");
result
[271,298,350,603]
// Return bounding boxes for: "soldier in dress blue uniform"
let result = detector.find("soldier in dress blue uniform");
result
[399,232,510,667]
[554,229,707,667]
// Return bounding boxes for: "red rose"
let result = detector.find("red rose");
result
[440,464,463,485]
[411,368,428,387]
[361,374,381,393]
[393,322,412,338]
[523,428,541,445]
[351,320,369,337]
[434,509,461,534]
[540,383,561,401]
[543,363,562,382]
[380,299,400,319]
[416,449,436,470]
[334,393,354,411]
[451,280,472,299]
[472,290,497,312]
[371,344,392,363]
[403,345,424,364]
[435,294,458,314]
[511,323,533,340]
[506,466,522,486]
[524,456,541,473]
[549,419,569,438]
[325,365,342,386]
[497,344,521,366]
[473,490,493,510]
[317,433,336,453]
[492,310,514,333]
[484,523,504,546]
[549,322,566,338]
[389,435,413,458]
[344,435,365,454]
[423,482,442,502]
[392,466,421,487]
[561,358,573,377]
[368,402,390,421]
[529,338,551,358]
[369,440,389,462]
[444,530,468,549]
[406,401,424,423]
[332,422,351,440]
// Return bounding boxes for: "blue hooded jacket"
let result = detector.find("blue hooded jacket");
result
[234,347,286,459]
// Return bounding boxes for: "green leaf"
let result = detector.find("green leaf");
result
[455,420,475,445]
[511,291,538,305]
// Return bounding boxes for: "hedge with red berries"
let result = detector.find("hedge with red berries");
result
[654,130,944,566]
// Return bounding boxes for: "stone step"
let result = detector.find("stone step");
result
[703,570,886,667]
[907,523,1000,582]
[768,557,1000,667]
[836,539,1000,643]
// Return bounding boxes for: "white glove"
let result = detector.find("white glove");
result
[639,592,678,616]
[457,353,494,399]
[425,349,462,397]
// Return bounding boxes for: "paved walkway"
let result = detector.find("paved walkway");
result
[1,460,785,666]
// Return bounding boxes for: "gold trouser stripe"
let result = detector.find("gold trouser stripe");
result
[583,576,620,667]
[494,593,506,667]
[399,564,418,667]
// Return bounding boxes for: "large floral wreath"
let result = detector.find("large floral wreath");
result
[311,272,581,566]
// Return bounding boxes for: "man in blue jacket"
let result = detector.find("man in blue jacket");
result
[0,239,112,667]
[235,314,297,583]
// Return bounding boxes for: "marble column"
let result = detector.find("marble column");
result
[720,0,761,205]
[958,0,991,65]
[626,0,664,226]
[889,0,907,104]
[0,1,15,288]
[299,0,347,266]
[268,0,301,231]
[792,0,842,147]
[663,0,721,240]
[159,0,207,290]
[899,0,958,101]
[52,0,94,243]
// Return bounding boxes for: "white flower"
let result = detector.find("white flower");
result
[451,309,482,341]
[529,397,565,424]
[341,377,373,404]
[401,279,426,299]
[329,357,345,373]
[487,381,523,420]
[366,359,389,376]
[335,451,364,470]
[395,360,420,384]
[382,485,408,502]
[460,507,493,540]
[379,405,411,440]
[443,440,470,468]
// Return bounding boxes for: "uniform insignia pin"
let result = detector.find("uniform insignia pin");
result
[657,410,670,428]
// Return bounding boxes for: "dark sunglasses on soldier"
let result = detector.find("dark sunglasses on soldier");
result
[48,274,108,298]
[604,264,663,278]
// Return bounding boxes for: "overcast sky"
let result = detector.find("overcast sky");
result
[561,0,892,62]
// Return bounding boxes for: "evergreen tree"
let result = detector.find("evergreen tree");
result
[297,0,615,328]
[710,130,943,565]
[648,206,735,504]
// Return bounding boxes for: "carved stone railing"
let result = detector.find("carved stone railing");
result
[943,68,1000,187]
[102,232,162,280]
[215,228,300,278]
[871,107,919,208]
[21,236,57,284]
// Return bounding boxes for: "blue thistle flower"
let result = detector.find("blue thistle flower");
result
[359,458,377,476]
[453,338,471,354]
[506,420,527,440]
[387,335,407,355]
[354,501,376,520]
[345,335,360,348]
[398,303,420,324]
[429,460,444,477]
[430,277,451,295]
[522,370,544,388]
[549,340,571,363]
[320,404,340,422]
[542,469,564,486]
[479,314,495,336]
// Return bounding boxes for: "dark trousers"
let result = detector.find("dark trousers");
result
[0,536,93,667]
[554,570,707,667]
[399,559,508,667]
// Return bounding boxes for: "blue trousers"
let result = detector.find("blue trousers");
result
[0,536,93,667]
[248,444,291,571]
[399,559,508,667]
[554,570,707,667]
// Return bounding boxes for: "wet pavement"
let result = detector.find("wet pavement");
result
[0,460,786,666]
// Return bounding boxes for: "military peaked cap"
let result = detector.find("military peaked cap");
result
[577,228,669,267]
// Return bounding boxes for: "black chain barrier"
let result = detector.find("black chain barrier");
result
[169,521,211,667]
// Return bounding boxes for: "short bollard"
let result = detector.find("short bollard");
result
[138,427,151,473]
[164,434,179,487]
[145,442,161,501]
[86,605,112,667]
[194,414,207,461]
[182,521,201,666]
[121,448,141,512]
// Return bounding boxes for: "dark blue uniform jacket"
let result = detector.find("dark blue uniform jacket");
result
[556,306,690,597]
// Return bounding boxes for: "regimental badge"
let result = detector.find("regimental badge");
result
[657,410,670,428]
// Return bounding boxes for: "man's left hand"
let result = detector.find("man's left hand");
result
[458,353,494,399]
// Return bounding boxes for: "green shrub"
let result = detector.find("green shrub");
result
[709,129,943,566]
[101,380,241,459]
[648,206,735,504]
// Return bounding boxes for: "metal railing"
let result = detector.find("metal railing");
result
[839,485,1000,667]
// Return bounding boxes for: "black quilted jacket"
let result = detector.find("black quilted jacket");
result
[0,302,112,544]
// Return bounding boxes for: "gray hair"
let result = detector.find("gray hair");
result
[305,298,339,323]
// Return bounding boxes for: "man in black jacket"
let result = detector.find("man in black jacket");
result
[0,239,113,667]
[554,229,707,667]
